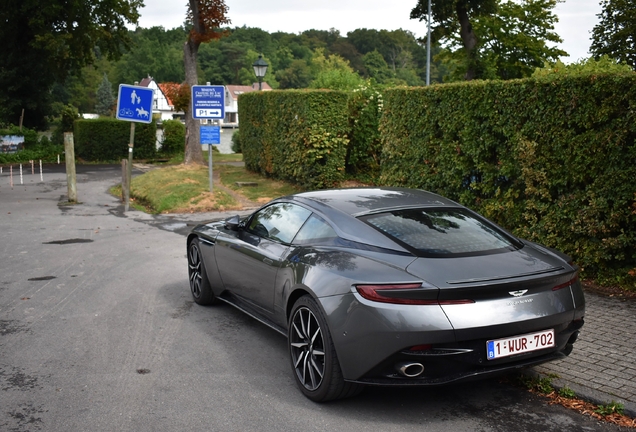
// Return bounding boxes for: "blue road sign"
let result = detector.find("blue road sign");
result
[200,125,221,145]
[117,84,154,124]
[192,85,225,120]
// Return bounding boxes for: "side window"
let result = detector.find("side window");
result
[247,203,311,244]
[293,214,338,245]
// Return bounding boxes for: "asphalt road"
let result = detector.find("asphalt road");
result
[0,164,621,431]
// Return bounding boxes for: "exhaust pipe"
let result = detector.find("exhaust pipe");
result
[396,362,425,378]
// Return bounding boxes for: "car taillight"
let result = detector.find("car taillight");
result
[355,284,474,305]
[552,273,579,291]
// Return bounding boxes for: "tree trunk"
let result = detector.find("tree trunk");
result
[184,38,204,165]
[456,3,479,81]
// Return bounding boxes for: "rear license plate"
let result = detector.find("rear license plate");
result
[487,329,554,360]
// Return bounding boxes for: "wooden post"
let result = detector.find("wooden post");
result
[121,159,129,204]
[64,132,77,203]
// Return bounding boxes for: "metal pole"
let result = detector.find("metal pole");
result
[258,77,262,91]
[209,139,213,193]
[426,0,431,86]
[125,122,135,212]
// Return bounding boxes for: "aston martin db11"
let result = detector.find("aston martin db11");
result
[187,188,584,402]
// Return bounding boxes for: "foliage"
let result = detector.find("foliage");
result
[346,81,383,176]
[0,0,143,129]
[379,74,636,287]
[595,401,625,416]
[309,49,365,90]
[161,82,191,113]
[51,105,81,145]
[160,120,185,155]
[95,74,115,116]
[519,375,554,394]
[231,129,242,153]
[0,145,64,165]
[0,125,39,149]
[557,386,576,398]
[239,90,349,189]
[411,0,565,81]
[411,0,498,80]
[532,55,635,78]
[74,118,156,161]
[590,0,636,68]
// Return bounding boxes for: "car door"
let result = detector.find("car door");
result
[214,202,311,314]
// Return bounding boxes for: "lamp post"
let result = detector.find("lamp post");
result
[426,0,431,86]
[252,54,268,90]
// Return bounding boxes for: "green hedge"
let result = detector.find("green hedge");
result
[74,118,156,161]
[160,120,185,155]
[379,74,636,285]
[239,90,350,189]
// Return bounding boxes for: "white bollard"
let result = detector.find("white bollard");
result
[39,160,43,182]
[20,164,23,184]
[57,154,60,164]
[31,160,34,175]
[10,165,13,188]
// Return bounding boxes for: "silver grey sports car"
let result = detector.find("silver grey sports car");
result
[187,188,584,402]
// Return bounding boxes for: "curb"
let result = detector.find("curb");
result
[521,368,636,419]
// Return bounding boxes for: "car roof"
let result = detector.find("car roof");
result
[289,187,460,217]
[273,188,461,253]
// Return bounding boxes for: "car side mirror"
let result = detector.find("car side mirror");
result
[224,215,241,231]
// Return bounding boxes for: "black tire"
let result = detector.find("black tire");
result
[288,296,362,402]
[188,238,218,305]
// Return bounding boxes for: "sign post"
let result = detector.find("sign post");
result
[192,84,225,193]
[116,84,154,211]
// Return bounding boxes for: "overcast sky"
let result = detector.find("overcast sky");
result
[136,0,603,63]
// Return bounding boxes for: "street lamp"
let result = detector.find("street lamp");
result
[252,54,268,90]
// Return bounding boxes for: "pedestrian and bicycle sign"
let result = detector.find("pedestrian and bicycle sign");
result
[192,85,225,119]
[116,84,154,124]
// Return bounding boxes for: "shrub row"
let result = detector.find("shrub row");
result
[74,118,157,161]
[379,74,636,285]
[239,90,350,189]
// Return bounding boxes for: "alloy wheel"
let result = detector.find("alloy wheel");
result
[290,306,325,391]
[188,242,202,299]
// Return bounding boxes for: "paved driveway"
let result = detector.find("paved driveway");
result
[0,164,622,431]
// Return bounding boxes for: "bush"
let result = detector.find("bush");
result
[51,104,80,146]
[379,73,636,287]
[74,118,156,161]
[160,120,185,155]
[0,145,64,164]
[239,90,349,189]
[346,81,383,176]
[231,129,242,153]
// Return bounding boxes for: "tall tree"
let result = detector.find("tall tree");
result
[95,74,115,116]
[590,0,636,68]
[183,0,230,165]
[411,0,565,81]
[411,0,498,80]
[0,0,142,129]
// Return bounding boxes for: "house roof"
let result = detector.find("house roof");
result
[138,76,153,87]
[158,82,181,107]
[225,83,272,100]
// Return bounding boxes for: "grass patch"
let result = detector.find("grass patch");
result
[129,164,240,213]
[218,164,300,203]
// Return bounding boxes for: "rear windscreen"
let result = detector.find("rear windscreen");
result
[360,208,520,257]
